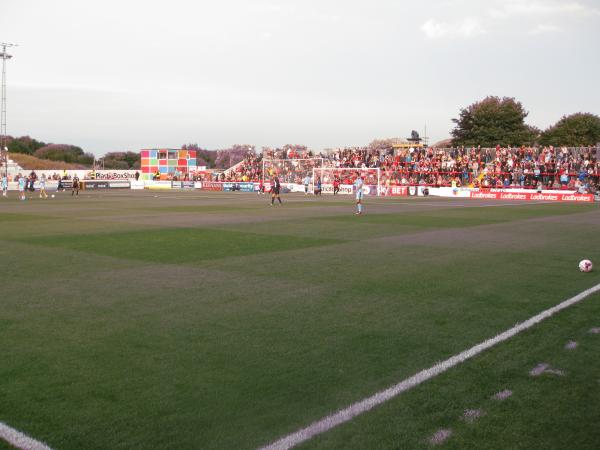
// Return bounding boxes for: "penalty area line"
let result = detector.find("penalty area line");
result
[259,282,600,450]
[0,422,52,450]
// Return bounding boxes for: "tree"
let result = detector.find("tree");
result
[6,135,46,155]
[451,96,537,147]
[182,143,216,168]
[102,151,141,169]
[539,113,600,146]
[34,144,93,165]
[214,145,255,169]
[368,138,404,152]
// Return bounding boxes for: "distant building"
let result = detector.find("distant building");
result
[140,149,197,180]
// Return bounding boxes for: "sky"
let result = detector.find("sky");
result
[1,0,599,156]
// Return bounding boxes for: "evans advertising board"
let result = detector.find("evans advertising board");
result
[200,182,223,191]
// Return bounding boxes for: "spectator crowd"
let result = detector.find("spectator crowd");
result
[221,145,599,194]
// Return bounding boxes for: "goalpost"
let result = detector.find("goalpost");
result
[262,158,324,184]
[312,167,381,196]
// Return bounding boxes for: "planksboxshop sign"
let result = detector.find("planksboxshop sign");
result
[321,184,353,195]
[470,191,594,202]
[93,170,137,180]
[321,184,381,195]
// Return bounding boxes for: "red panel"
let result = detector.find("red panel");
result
[178,159,187,166]
[141,150,150,158]
[142,166,150,173]
[188,151,196,158]
[159,159,167,165]
[177,166,187,172]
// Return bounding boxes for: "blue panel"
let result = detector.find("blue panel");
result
[159,167,168,173]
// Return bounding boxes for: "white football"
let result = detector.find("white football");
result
[579,259,593,272]
[51,194,55,198]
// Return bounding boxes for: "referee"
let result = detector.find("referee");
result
[270,175,282,206]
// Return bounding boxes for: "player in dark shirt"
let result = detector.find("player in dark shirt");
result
[270,176,282,206]
[333,176,340,195]
[72,176,80,196]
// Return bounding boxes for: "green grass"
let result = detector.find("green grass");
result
[303,293,600,450]
[0,191,598,449]
[20,228,342,264]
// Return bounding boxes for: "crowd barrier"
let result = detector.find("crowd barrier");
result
[394,186,594,202]
[3,179,596,203]
[176,181,596,202]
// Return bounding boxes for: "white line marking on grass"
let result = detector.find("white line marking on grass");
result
[154,195,242,200]
[0,422,52,450]
[492,389,513,401]
[429,429,452,445]
[461,409,486,423]
[259,282,600,450]
[529,363,550,376]
[565,340,578,350]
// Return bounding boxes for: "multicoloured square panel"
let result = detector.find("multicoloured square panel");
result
[140,149,198,180]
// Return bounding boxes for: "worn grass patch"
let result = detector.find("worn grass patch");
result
[19,227,344,264]
[0,212,47,222]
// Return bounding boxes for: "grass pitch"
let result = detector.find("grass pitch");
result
[1,191,599,449]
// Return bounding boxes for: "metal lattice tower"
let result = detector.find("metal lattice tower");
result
[1,42,17,176]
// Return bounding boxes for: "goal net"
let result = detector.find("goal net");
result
[262,158,324,184]
[312,167,381,196]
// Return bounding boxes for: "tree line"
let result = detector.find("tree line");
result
[4,97,598,170]
[4,136,95,165]
[451,96,600,148]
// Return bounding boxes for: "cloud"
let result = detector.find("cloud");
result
[489,1,588,19]
[421,17,485,39]
[528,23,562,35]
[12,81,129,94]
[421,19,447,39]
[422,0,597,40]
[459,18,486,37]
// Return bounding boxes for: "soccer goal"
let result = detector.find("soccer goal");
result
[262,158,324,184]
[312,167,381,196]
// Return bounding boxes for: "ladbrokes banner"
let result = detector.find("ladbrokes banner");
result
[469,191,593,202]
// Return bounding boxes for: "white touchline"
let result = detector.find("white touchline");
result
[259,282,600,450]
[0,422,52,450]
